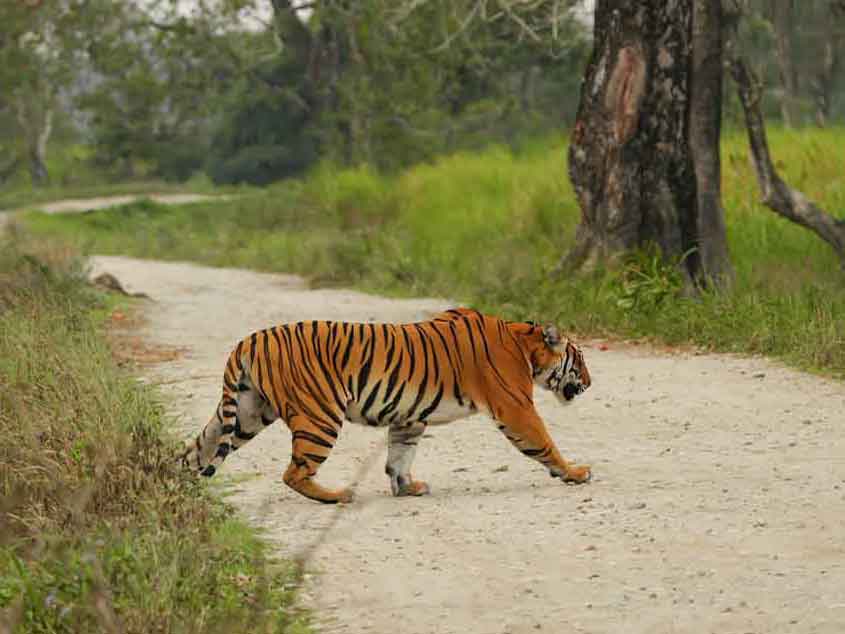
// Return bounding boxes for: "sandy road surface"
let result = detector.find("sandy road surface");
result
[91,255,845,634]
[9,193,222,215]
[0,193,222,232]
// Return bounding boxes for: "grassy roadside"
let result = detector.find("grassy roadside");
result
[0,236,308,633]
[20,127,845,377]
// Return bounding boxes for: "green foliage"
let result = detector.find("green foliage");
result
[0,238,307,633]
[612,246,688,311]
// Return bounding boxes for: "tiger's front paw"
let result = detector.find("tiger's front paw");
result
[552,464,591,484]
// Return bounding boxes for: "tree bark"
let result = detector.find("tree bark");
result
[768,0,801,127]
[562,0,732,286]
[15,95,52,187]
[690,0,733,285]
[730,57,845,266]
[812,2,844,128]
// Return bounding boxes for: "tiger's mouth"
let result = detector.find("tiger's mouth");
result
[562,381,588,401]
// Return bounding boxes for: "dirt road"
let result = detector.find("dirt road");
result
[91,255,845,634]
[0,193,222,232]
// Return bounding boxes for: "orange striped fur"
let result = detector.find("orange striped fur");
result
[183,308,591,503]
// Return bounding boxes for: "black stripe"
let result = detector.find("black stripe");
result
[360,379,383,418]
[262,330,280,407]
[293,429,335,448]
[267,328,289,409]
[460,316,480,365]
[293,324,334,407]
[475,318,523,405]
[418,382,444,422]
[402,327,417,380]
[304,452,328,464]
[234,340,245,371]
[377,382,406,422]
[415,325,440,383]
[310,323,348,412]
[447,322,464,369]
[521,448,545,457]
[311,418,339,439]
[249,332,258,368]
[383,325,396,372]
[406,327,431,420]
[355,326,376,399]
[340,328,355,371]
[382,348,405,403]
[234,420,257,440]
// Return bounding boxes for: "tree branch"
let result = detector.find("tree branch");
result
[729,56,845,265]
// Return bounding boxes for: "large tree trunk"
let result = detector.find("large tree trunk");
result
[563,0,732,286]
[768,0,801,127]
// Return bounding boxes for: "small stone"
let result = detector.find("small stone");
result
[584,544,597,551]
[629,502,647,510]
[493,465,509,473]
[753,372,766,379]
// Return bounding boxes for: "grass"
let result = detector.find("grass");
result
[19,126,845,377]
[0,235,308,633]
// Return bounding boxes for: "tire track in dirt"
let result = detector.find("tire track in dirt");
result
[92,255,845,634]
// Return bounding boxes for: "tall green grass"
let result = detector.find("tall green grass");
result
[21,127,845,376]
[0,237,308,633]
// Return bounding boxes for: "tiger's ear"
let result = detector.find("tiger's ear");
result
[542,325,562,348]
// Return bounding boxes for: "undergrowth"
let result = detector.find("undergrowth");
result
[0,236,307,633]
[19,126,845,376]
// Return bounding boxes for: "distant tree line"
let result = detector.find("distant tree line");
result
[0,0,842,188]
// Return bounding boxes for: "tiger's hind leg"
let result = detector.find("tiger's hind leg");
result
[494,405,591,484]
[283,414,352,504]
[385,422,430,497]
[184,375,276,477]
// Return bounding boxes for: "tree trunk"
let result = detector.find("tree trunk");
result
[769,0,801,127]
[562,0,732,286]
[690,0,732,285]
[15,95,52,187]
[812,2,844,128]
[730,57,845,266]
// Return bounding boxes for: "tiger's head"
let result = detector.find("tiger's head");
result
[529,325,591,405]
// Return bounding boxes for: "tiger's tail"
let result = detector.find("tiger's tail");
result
[181,342,245,477]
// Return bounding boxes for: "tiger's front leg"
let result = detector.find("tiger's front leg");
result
[495,405,591,484]
[385,422,430,497]
[283,414,354,504]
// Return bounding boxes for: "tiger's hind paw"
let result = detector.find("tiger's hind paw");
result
[397,480,430,497]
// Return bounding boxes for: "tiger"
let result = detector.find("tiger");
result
[182,308,592,503]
